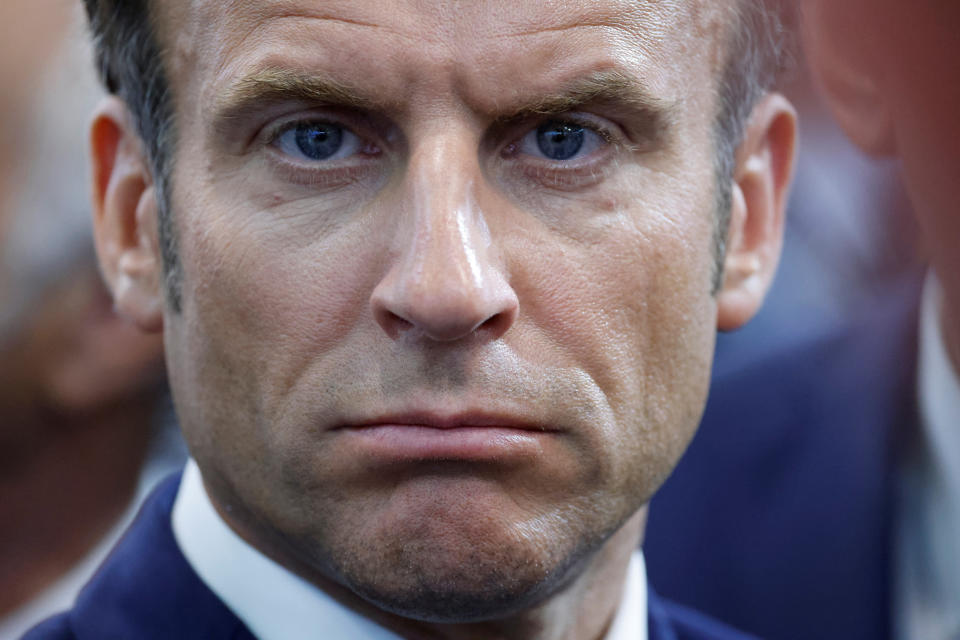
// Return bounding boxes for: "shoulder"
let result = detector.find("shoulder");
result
[644,277,923,640]
[23,473,254,640]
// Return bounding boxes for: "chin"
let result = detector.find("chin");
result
[340,539,591,623]
[321,492,611,623]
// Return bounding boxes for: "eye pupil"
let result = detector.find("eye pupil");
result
[294,123,344,160]
[536,122,585,160]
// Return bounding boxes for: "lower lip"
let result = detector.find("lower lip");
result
[341,425,550,462]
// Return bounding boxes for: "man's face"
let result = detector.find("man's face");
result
[160,0,730,619]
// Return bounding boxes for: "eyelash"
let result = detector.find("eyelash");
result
[504,115,619,160]
[498,115,622,190]
[257,112,621,190]
[261,116,384,186]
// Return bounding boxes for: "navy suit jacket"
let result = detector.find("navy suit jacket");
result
[644,282,922,640]
[26,474,757,640]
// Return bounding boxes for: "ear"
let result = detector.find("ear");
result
[716,93,797,332]
[90,96,164,333]
[801,1,896,155]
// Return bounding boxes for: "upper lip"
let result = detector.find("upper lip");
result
[340,411,557,433]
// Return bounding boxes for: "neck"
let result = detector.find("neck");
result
[0,396,154,616]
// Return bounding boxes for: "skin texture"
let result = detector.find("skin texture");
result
[91,1,796,638]
[804,1,960,370]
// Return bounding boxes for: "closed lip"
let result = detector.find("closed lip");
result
[334,411,559,462]
[339,411,558,433]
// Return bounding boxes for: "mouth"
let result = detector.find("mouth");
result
[334,412,559,463]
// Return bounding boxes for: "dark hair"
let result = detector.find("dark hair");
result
[82,0,793,305]
[712,0,795,289]
[83,0,181,309]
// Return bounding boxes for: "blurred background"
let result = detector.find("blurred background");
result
[714,57,921,376]
[0,2,186,638]
[0,0,928,638]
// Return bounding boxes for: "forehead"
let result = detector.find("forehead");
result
[159,0,732,115]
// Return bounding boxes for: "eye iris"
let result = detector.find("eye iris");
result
[536,122,585,160]
[294,123,344,160]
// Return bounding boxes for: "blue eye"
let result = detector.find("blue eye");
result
[537,122,585,160]
[517,120,606,162]
[274,121,362,162]
[295,123,342,159]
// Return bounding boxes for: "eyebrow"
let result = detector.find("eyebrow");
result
[212,68,386,127]
[487,69,678,149]
[495,69,675,125]
[213,67,675,142]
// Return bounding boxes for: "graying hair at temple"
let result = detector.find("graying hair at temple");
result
[81,0,794,305]
[712,0,795,286]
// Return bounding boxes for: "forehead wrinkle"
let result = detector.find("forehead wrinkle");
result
[186,6,467,120]
[171,0,727,140]
[493,4,660,41]
[453,4,726,111]
[193,0,439,58]
[189,0,721,70]
[176,1,409,99]
[480,0,714,42]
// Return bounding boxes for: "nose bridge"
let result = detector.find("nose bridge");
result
[370,129,518,342]
[408,134,489,293]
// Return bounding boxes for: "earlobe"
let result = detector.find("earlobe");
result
[113,187,165,332]
[716,183,762,331]
[716,93,798,332]
[90,97,165,333]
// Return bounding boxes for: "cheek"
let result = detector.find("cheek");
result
[165,188,388,459]
[510,180,718,496]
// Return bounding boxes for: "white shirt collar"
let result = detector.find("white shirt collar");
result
[172,459,647,640]
[604,550,648,640]
[896,272,960,639]
[917,274,960,491]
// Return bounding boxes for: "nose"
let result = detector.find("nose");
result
[370,138,518,343]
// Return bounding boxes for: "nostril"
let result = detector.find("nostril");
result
[374,307,414,339]
[477,308,515,340]
[370,262,519,342]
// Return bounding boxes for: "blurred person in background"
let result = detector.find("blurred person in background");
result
[712,63,919,376]
[646,2,960,639]
[0,2,185,637]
